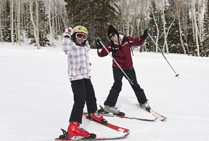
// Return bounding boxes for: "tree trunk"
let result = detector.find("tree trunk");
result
[162,1,169,54]
[10,0,14,45]
[36,0,40,49]
[151,2,159,52]
[182,1,189,55]
[191,0,200,56]
[26,2,30,41]
[191,9,196,44]
[30,0,41,49]
[124,0,132,36]
[130,0,137,37]
[0,0,3,43]
[49,0,56,48]
[176,4,186,54]
[120,0,126,33]
[126,12,131,36]
[52,4,56,48]
[17,0,21,46]
[197,0,203,49]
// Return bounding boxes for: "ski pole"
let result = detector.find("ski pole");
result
[99,40,134,85]
[144,27,179,78]
[52,0,68,28]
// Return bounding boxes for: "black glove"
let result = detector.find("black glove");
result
[95,37,102,49]
[141,29,149,40]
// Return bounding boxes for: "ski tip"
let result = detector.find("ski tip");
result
[160,117,167,121]
[175,74,180,78]
[124,132,130,137]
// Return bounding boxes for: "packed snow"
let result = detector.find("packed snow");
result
[0,42,209,141]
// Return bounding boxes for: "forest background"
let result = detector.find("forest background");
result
[0,0,209,57]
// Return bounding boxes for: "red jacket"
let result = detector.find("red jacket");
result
[97,34,145,70]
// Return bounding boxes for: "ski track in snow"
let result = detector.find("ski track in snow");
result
[0,42,209,141]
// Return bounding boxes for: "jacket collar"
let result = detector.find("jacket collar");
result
[113,34,124,45]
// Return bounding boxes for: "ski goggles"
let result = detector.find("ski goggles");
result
[109,33,116,39]
[76,33,87,40]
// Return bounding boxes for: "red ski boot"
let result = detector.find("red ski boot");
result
[90,112,108,125]
[67,121,95,139]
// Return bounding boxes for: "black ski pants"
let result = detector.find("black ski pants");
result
[70,79,97,123]
[104,67,147,107]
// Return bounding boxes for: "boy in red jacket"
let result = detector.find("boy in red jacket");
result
[96,25,151,116]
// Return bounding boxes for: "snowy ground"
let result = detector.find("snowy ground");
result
[0,42,209,141]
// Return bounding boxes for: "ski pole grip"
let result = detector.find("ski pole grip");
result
[144,27,149,34]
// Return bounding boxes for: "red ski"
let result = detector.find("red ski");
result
[83,113,130,133]
[98,105,156,121]
[55,134,129,141]
[55,113,130,141]
[101,112,157,121]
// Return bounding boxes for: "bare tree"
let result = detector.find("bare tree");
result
[10,0,14,45]
[181,0,189,54]
[150,0,159,52]
[162,0,169,54]
[48,0,56,48]
[17,0,21,46]
[0,0,3,43]
[56,0,62,39]
[30,0,41,49]
[36,0,40,48]
[139,0,150,52]
[191,0,200,56]
[176,0,186,54]
[197,0,204,47]
[130,0,138,37]
[123,0,132,36]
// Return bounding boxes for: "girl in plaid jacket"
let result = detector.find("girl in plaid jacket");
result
[61,25,106,140]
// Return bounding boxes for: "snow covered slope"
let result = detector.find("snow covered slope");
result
[0,42,209,141]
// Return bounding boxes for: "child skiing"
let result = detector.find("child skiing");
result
[96,25,151,116]
[60,25,107,140]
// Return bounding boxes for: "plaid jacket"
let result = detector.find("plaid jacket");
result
[62,37,91,81]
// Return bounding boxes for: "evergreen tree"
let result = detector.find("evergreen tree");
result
[64,0,119,47]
